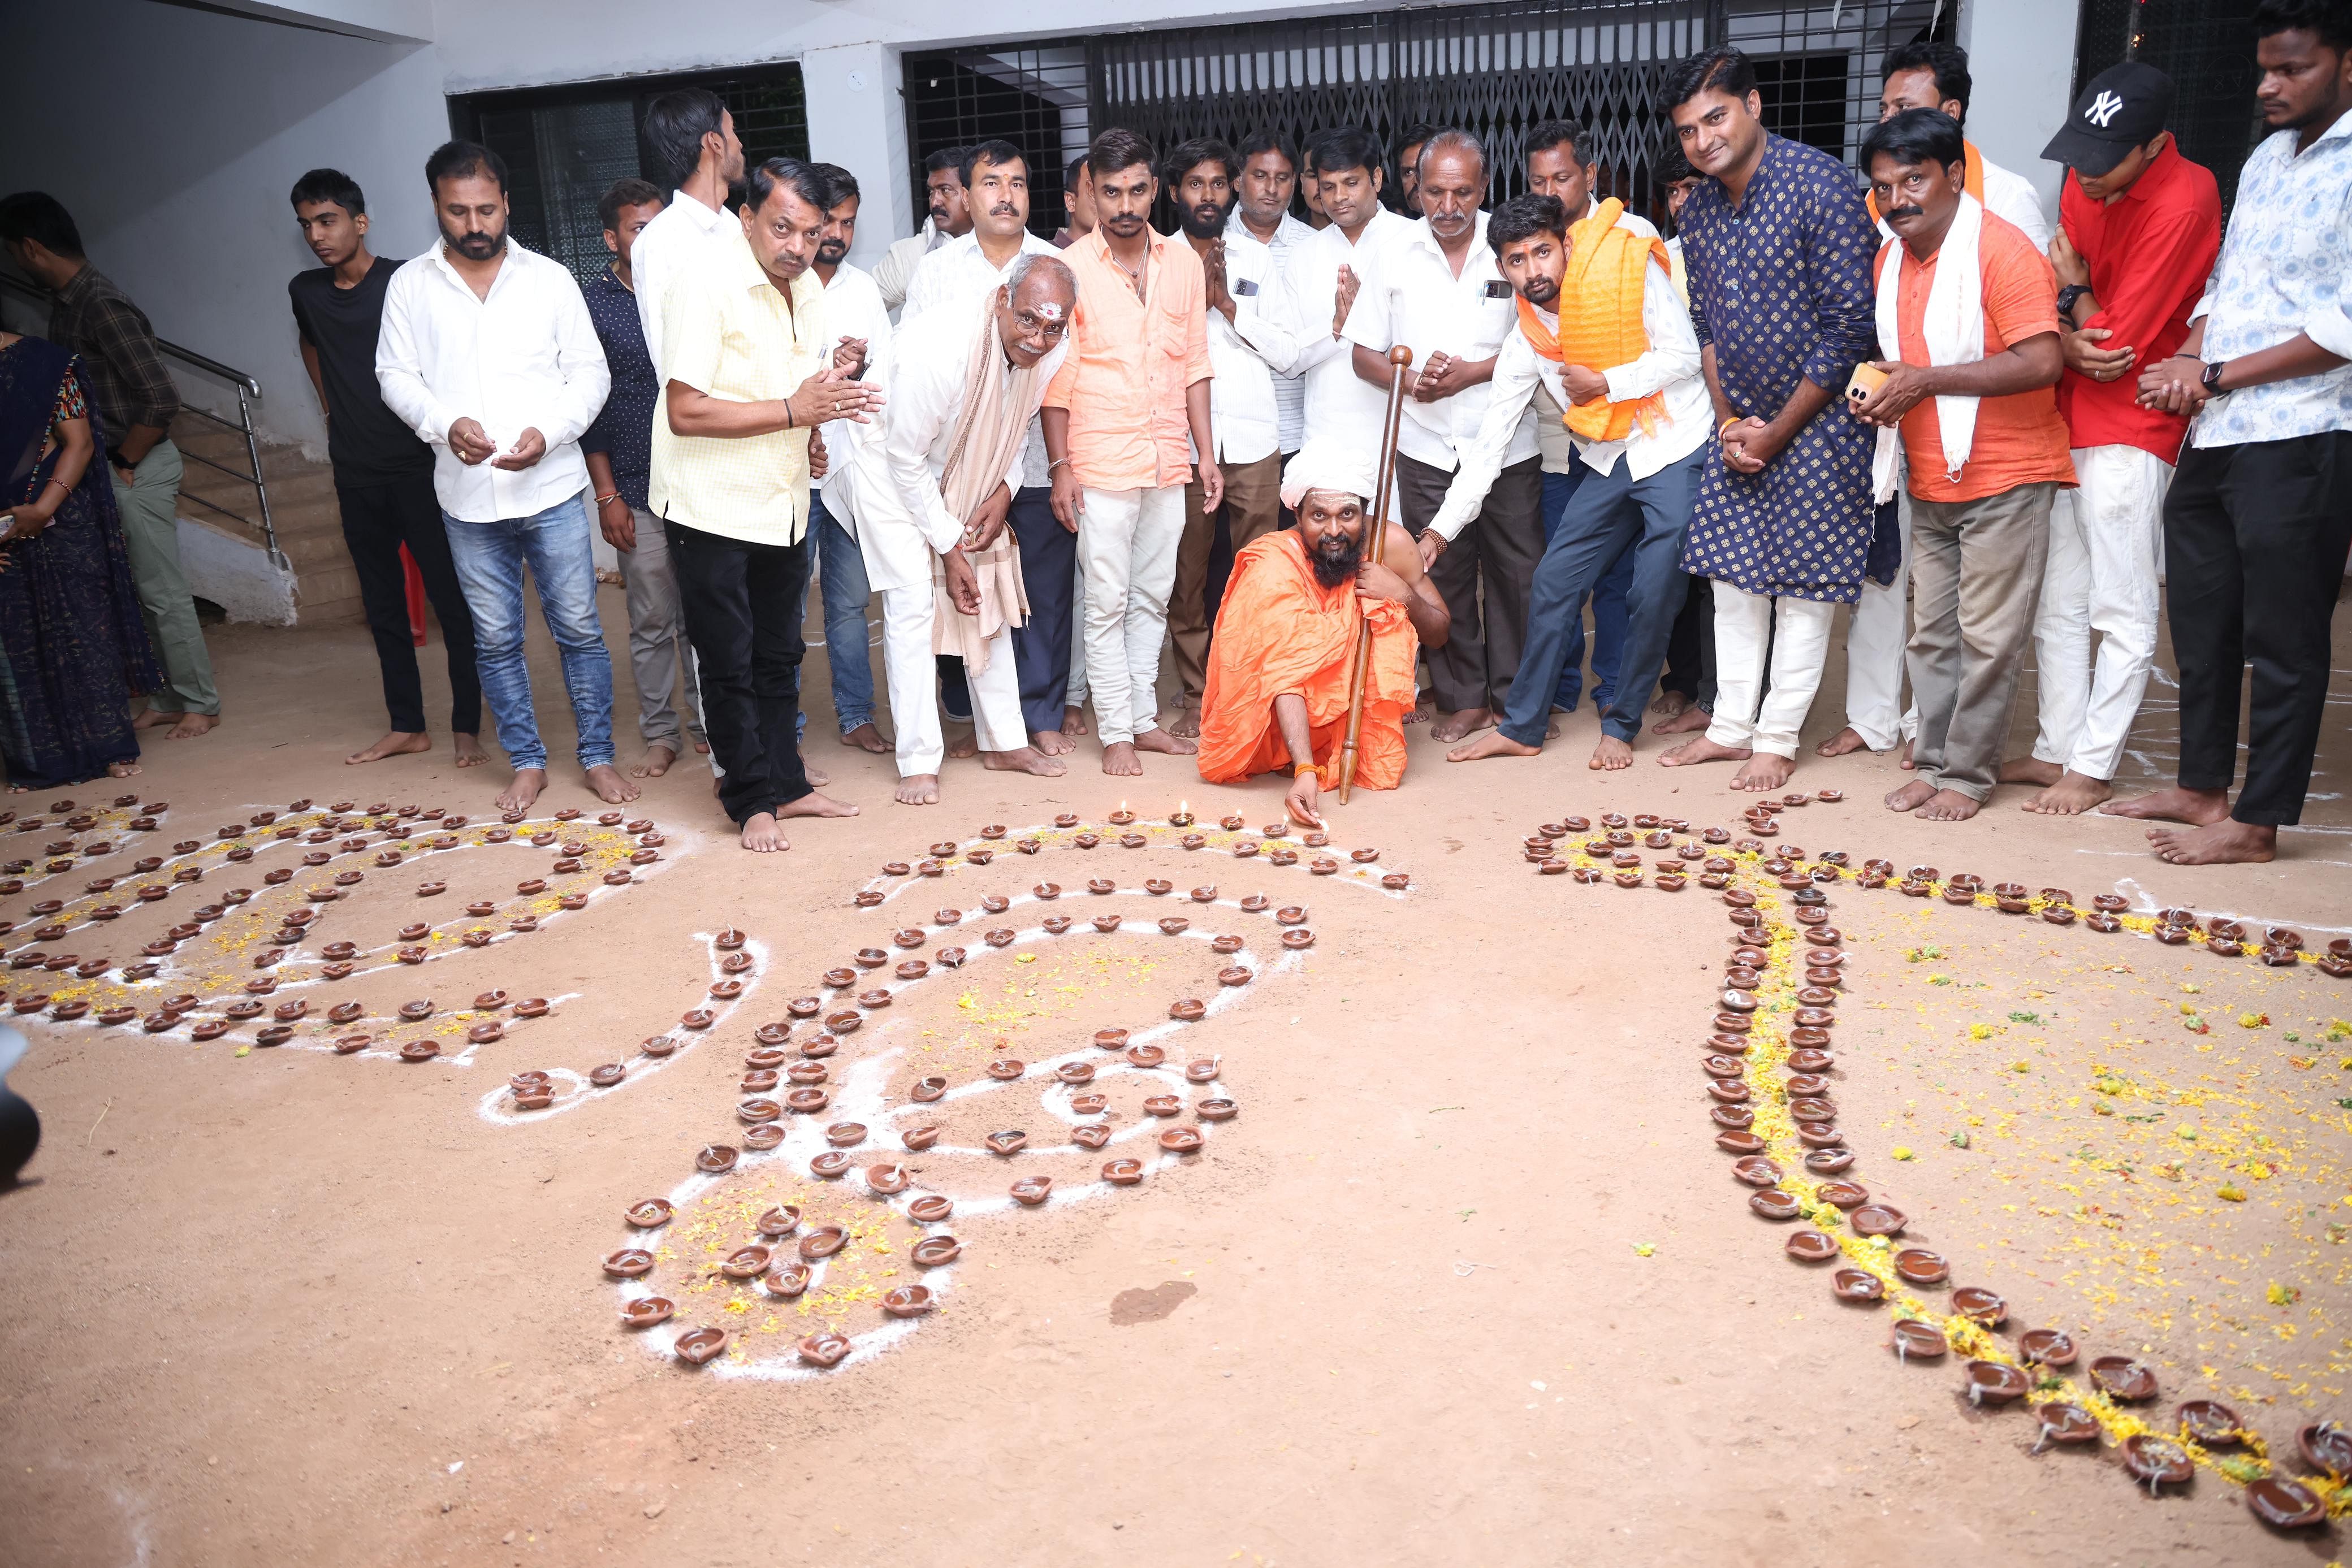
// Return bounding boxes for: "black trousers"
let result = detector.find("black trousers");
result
[2164,430,2352,826]
[1395,450,1545,714]
[1663,574,1714,706]
[665,519,812,823]
[1006,486,1076,734]
[336,470,481,735]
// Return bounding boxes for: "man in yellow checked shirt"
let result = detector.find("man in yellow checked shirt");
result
[1439,190,1712,773]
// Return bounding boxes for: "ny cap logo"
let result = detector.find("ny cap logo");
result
[2086,90,2125,127]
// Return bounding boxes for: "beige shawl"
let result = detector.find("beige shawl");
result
[929,301,1034,673]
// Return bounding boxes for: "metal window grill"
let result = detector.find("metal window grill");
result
[2075,0,2263,211]
[450,65,809,283]
[905,0,1950,237]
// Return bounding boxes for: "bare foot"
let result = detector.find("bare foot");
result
[107,760,143,778]
[840,722,892,755]
[1589,735,1633,771]
[1897,737,1916,770]
[1730,753,1794,791]
[946,731,978,761]
[1649,690,1692,718]
[498,768,548,813]
[895,773,940,805]
[455,732,488,768]
[133,708,180,730]
[166,712,218,739]
[1447,730,1541,763]
[1132,727,1198,757]
[2000,756,2063,787]
[629,743,678,779]
[806,764,831,789]
[1102,740,1143,777]
[1061,704,1091,738]
[693,739,710,754]
[1917,788,1981,822]
[585,763,642,803]
[1814,726,1872,759]
[740,811,789,852]
[983,747,1067,778]
[1654,704,1711,735]
[2149,819,2276,864]
[1429,708,1494,744]
[1168,706,1202,740]
[1404,701,1432,726]
[2024,771,2115,816]
[1657,734,1749,769]
[1884,779,1936,813]
[347,730,429,765]
[1032,728,1075,757]
[2103,785,2230,825]
[779,790,860,821]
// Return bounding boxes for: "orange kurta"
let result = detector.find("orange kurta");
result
[1196,531,1419,791]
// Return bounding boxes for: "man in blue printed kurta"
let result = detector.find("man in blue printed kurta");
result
[1654,46,1880,791]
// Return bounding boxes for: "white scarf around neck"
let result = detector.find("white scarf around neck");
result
[1870,192,1984,503]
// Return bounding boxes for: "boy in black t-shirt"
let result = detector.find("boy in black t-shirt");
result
[288,167,484,767]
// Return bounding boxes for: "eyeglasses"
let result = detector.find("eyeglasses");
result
[1011,308,1069,344]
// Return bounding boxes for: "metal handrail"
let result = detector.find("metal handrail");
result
[0,271,282,568]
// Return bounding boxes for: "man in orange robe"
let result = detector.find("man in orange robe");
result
[1197,446,1450,825]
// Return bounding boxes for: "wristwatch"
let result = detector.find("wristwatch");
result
[2056,284,2091,323]
[2200,359,2230,397]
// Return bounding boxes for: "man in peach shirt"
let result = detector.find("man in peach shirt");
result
[1041,128,1222,777]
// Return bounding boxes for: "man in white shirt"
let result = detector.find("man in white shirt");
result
[901,140,1080,757]
[375,140,621,816]
[1291,129,1412,492]
[1344,129,1544,743]
[874,149,971,314]
[1819,41,2057,761]
[804,164,894,758]
[1227,132,1317,460]
[1164,136,1301,738]
[833,258,1076,804]
[1442,192,1713,773]
[630,89,743,383]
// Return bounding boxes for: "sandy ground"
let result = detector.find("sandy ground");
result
[3,578,2350,1567]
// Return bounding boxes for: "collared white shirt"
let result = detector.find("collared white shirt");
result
[2189,106,2352,449]
[1344,210,1538,473]
[375,240,609,524]
[901,228,1063,486]
[1534,196,1654,475]
[1429,254,1707,539]
[1979,153,2052,251]
[812,261,893,498]
[835,304,1069,592]
[1227,207,1318,451]
[1193,226,1300,466]
[874,216,946,314]
[630,187,735,380]
[1291,206,1413,458]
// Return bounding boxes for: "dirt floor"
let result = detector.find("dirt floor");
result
[3,579,2350,1567]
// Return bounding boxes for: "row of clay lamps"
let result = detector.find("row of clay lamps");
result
[507,933,758,1108]
[1542,802,2344,1529]
[627,808,1309,1371]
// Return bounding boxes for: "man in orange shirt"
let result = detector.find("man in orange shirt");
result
[1848,110,2073,822]
[1041,128,1222,777]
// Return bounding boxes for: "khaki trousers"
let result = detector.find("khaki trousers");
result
[109,439,219,715]
[1170,452,1283,707]
[1906,482,2057,801]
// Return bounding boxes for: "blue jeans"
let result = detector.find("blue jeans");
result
[803,489,876,733]
[1503,447,1705,748]
[1540,466,1636,713]
[442,494,616,773]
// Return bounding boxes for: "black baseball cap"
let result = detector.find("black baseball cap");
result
[2042,63,2174,176]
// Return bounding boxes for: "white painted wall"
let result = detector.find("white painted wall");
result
[1960,0,2080,213]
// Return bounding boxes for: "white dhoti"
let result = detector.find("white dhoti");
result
[883,585,1026,776]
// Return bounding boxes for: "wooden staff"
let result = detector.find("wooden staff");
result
[1335,344,1415,805]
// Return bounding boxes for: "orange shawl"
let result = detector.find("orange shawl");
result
[1514,198,1672,443]
[1866,140,1987,224]
[1196,531,1419,792]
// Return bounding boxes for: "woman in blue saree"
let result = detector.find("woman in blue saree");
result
[0,329,158,787]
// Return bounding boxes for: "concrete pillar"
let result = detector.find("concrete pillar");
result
[801,40,912,271]
[1961,0,2080,214]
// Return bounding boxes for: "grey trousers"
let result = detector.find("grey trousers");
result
[1905,481,2058,801]
[616,505,703,750]
[109,439,219,716]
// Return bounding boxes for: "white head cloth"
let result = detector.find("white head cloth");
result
[1280,443,1393,521]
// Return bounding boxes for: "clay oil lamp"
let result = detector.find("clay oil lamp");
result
[910,1075,948,1103]
[671,1326,730,1367]
[1731,1155,1782,1187]
[1381,873,1412,891]
[1067,1123,1110,1150]
[1156,916,1193,938]
[1965,1361,2032,1407]
[1715,1130,1766,1155]
[2120,1435,2192,1490]
[1748,1189,1801,1221]
[2246,1477,2327,1530]
[984,1129,1028,1155]
[1207,935,1243,959]
[1160,1126,1204,1154]
[331,1033,370,1054]
[1015,838,1043,855]
[1217,965,1255,987]
[2090,1355,2158,1402]
[2299,1419,2352,1476]
[1710,1106,1755,1131]
[391,997,435,1023]
[1196,1099,1238,1123]
[1278,930,1315,954]
[898,1233,964,1271]
[467,1021,504,1045]
[2017,1328,2077,1368]
[1786,1229,1840,1263]
[1095,1028,1130,1050]
[1612,871,1644,889]
[1238,894,1272,914]
[1170,998,1208,1021]
[619,1296,675,1331]
[1142,1093,1183,1117]
[186,1017,226,1039]
[737,1097,782,1125]
[1851,1204,1906,1237]
[1010,1175,1054,1206]
[854,890,884,908]
[787,1062,828,1086]
[641,1035,678,1059]
[1786,1072,1834,1099]
[695,1144,739,1175]
[1892,1319,1948,1362]
[1183,1058,1221,1085]
[785,1087,831,1115]
[2022,1404,2101,1454]
[223,998,265,1021]
[581,1062,626,1090]
[1056,1061,1096,1086]
[603,1248,656,1279]
[1092,914,1123,934]
[803,1149,852,1178]
[987,1058,1025,1081]
[1268,847,1299,867]
[867,1163,911,1195]
[1831,1267,1885,1303]
[2174,1400,2244,1448]
[1891,1250,1947,1288]
[718,1244,772,1280]
[1814,1181,1870,1211]
[1788,1048,1835,1074]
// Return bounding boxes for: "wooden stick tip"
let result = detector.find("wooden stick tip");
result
[1388,345,1415,367]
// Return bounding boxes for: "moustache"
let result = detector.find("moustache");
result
[1103,213,1145,229]
[453,232,500,254]
[991,203,1019,216]
[1884,205,1926,220]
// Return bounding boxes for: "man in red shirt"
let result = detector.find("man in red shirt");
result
[2007,63,2220,815]
[1850,110,2073,822]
